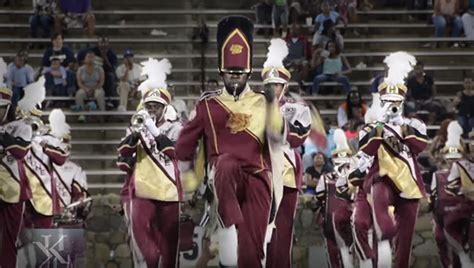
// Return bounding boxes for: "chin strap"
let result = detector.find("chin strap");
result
[1,104,10,123]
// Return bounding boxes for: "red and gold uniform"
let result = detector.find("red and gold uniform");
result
[176,16,289,268]
[24,132,69,228]
[0,87,32,268]
[118,86,182,268]
[260,39,311,268]
[359,72,428,267]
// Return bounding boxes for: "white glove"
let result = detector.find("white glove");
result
[389,114,404,126]
[144,117,160,137]
[379,102,392,123]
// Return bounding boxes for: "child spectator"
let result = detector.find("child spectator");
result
[6,52,35,105]
[42,33,75,68]
[454,77,474,137]
[312,1,340,46]
[30,0,56,38]
[75,51,105,111]
[115,49,143,111]
[43,56,67,96]
[311,40,352,95]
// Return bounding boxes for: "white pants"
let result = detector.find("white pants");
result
[462,12,474,40]
[117,81,131,109]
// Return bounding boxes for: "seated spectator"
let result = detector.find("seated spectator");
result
[42,33,75,68]
[337,88,367,128]
[43,56,67,96]
[405,61,446,124]
[115,49,143,112]
[66,59,78,96]
[284,23,311,83]
[312,19,344,50]
[253,0,273,36]
[169,89,189,122]
[75,51,105,111]
[206,79,219,92]
[312,1,340,47]
[77,36,118,104]
[303,152,331,195]
[30,0,56,38]
[337,0,358,27]
[432,0,463,46]
[462,0,474,44]
[273,0,289,37]
[6,51,35,105]
[454,77,474,137]
[54,0,95,37]
[311,40,352,95]
[427,119,452,168]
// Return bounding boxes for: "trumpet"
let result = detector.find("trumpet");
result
[385,102,403,119]
[131,110,151,132]
[24,116,48,136]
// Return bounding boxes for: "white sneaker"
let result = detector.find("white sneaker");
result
[117,106,126,112]
[377,240,392,268]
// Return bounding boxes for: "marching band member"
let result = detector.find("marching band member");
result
[117,58,182,268]
[23,108,69,228]
[261,39,311,268]
[315,129,354,268]
[175,16,288,267]
[359,52,427,268]
[349,93,379,268]
[444,129,474,267]
[431,120,465,268]
[0,58,33,267]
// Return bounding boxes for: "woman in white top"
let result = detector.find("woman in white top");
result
[311,40,352,95]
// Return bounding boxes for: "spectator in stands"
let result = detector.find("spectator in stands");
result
[206,79,219,92]
[55,0,95,37]
[30,0,56,38]
[462,0,474,44]
[75,50,105,111]
[432,0,463,46]
[6,51,35,105]
[303,152,331,195]
[337,88,367,128]
[454,77,474,137]
[337,0,359,28]
[312,19,344,50]
[43,56,67,96]
[78,36,118,105]
[405,62,446,123]
[115,49,143,112]
[284,23,311,82]
[170,90,189,122]
[311,40,352,95]
[253,0,273,36]
[66,59,78,96]
[273,0,289,37]
[42,33,75,68]
[312,1,340,47]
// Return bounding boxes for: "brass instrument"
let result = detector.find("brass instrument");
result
[131,110,151,132]
[386,102,403,119]
[23,115,48,136]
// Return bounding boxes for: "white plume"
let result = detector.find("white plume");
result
[18,76,46,113]
[446,120,463,147]
[365,93,383,123]
[48,109,70,138]
[0,57,7,88]
[334,128,350,151]
[263,38,288,68]
[138,58,172,94]
[383,51,416,86]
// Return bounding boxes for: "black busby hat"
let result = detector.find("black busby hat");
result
[217,15,254,74]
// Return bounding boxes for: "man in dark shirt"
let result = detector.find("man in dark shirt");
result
[77,36,118,102]
[42,33,75,68]
[405,61,445,123]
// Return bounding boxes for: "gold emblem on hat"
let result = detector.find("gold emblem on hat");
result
[387,85,398,94]
[230,44,243,55]
[269,68,279,78]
